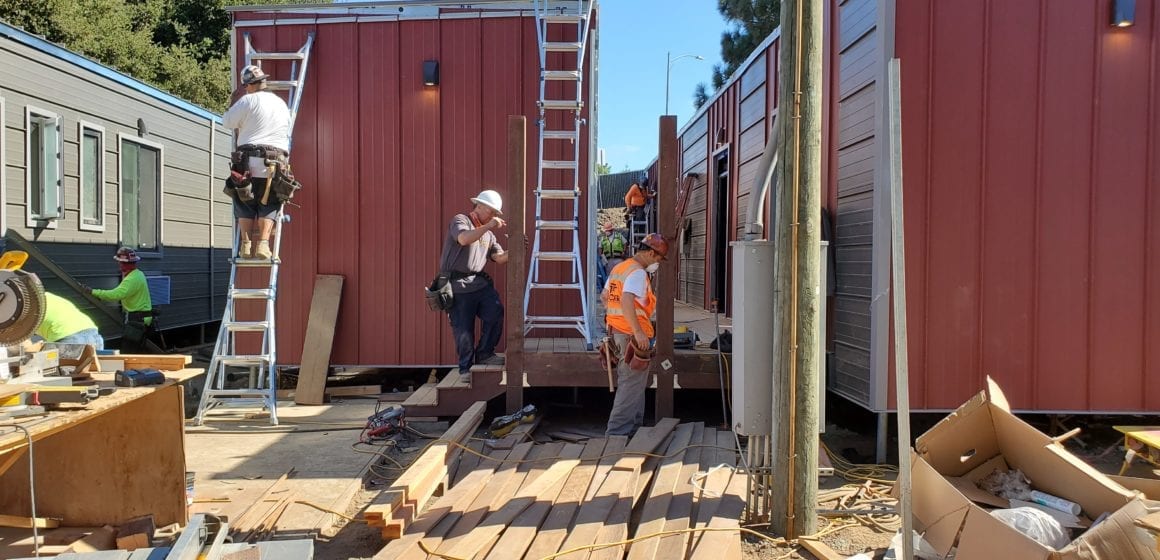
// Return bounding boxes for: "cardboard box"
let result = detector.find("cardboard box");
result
[909,378,1160,560]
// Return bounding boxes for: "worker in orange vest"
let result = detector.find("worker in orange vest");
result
[602,233,668,436]
[623,182,654,222]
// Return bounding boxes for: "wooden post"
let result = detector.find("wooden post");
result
[654,115,678,420]
[504,116,527,414]
[887,58,914,560]
[771,0,823,538]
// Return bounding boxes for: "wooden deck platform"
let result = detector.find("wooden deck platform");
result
[372,419,745,560]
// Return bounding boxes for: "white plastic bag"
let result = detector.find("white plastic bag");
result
[990,506,1069,549]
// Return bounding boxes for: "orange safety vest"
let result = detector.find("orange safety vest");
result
[605,259,656,338]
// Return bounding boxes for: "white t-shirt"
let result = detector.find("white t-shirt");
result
[222,91,291,178]
[620,269,649,305]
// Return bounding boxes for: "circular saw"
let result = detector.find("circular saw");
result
[0,251,45,346]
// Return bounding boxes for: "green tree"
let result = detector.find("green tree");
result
[596,162,612,175]
[694,0,781,109]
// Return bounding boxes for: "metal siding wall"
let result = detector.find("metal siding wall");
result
[895,0,1160,412]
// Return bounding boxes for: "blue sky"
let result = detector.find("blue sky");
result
[597,1,728,171]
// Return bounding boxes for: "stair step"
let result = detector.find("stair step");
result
[537,220,577,230]
[540,99,583,111]
[542,160,578,170]
[403,382,439,407]
[543,70,581,81]
[542,14,585,24]
[529,282,583,290]
[230,288,275,299]
[437,368,472,390]
[250,52,305,61]
[542,129,579,140]
[543,41,583,52]
[219,355,273,367]
[526,315,587,322]
[534,251,578,262]
[225,321,271,332]
[203,390,274,399]
[537,189,580,200]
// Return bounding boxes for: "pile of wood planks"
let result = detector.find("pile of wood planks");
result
[372,420,746,560]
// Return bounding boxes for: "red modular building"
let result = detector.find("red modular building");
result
[228,1,597,367]
[678,0,1159,413]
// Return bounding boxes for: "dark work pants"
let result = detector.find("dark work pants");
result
[448,284,504,372]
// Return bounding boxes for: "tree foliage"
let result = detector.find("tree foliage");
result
[0,0,328,113]
[694,0,781,109]
[596,162,612,176]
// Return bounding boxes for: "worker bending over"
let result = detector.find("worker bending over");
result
[602,233,668,436]
[88,248,154,353]
[438,190,509,379]
[30,292,104,350]
[624,181,654,222]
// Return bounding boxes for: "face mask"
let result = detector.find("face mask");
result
[646,263,660,274]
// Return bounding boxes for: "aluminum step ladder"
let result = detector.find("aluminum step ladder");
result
[629,200,651,249]
[194,35,314,426]
[523,0,595,346]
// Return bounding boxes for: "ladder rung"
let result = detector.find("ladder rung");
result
[542,130,579,140]
[204,390,274,399]
[526,315,586,322]
[219,356,273,367]
[543,70,581,81]
[225,321,271,332]
[230,288,275,299]
[538,189,580,200]
[529,282,583,290]
[535,251,577,261]
[543,14,585,24]
[251,52,305,61]
[266,80,299,90]
[537,220,577,231]
[542,160,578,170]
[543,41,583,52]
[540,100,583,111]
[232,258,281,268]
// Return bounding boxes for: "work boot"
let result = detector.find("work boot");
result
[254,240,273,260]
[239,240,252,259]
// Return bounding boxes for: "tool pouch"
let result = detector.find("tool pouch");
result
[598,336,621,371]
[623,340,655,372]
[123,320,148,345]
[223,171,254,202]
[424,274,454,312]
[267,160,302,204]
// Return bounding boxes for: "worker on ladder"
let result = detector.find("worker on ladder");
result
[87,248,155,353]
[439,190,509,380]
[602,233,668,436]
[222,65,291,260]
[623,181,654,223]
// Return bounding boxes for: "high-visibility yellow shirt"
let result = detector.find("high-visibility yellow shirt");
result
[92,269,153,323]
[37,293,99,342]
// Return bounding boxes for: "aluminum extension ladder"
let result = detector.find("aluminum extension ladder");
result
[523,0,596,346]
[194,34,314,426]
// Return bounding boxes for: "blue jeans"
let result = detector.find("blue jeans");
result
[448,284,504,372]
[49,328,105,350]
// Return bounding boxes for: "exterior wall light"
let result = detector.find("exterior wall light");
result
[423,60,439,86]
[1112,0,1135,27]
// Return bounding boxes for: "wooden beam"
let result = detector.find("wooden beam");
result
[0,513,60,529]
[654,423,707,560]
[102,354,191,372]
[521,438,609,559]
[655,115,678,420]
[626,423,696,560]
[688,472,747,560]
[294,275,344,405]
[504,115,527,414]
[799,538,847,560]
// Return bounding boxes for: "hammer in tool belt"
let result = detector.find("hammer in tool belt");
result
[260,160,276,205]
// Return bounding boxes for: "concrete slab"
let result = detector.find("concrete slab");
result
[185,401,377,539]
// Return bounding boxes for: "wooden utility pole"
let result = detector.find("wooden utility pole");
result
[771,0,823,539]
[654,115,678,420]
[504,116,527,413]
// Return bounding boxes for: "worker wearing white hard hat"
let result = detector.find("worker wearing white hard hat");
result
[437,190,509,379]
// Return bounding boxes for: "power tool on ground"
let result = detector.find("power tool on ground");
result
[362,404,407,443]
[489,404,539,438]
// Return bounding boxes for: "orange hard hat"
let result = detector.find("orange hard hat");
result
[641,233,669,259]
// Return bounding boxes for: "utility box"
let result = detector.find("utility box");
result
[731,240,776,436]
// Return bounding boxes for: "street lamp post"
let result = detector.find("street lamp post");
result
[666,51,705,115]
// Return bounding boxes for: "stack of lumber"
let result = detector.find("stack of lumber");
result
[372,420,746,560]
[364,401,486,539]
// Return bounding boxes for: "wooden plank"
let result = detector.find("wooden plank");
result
[585,436,628,502]
[105,354,192,372]
[322,385,380,397]
[437,369,467,389]
[554,464,640,560]
[505,115,527,414]
[654,423,707,560]
[0,514,60,529]
[4,229,122,324]
[685,470,735,557]
[452,441,485,487]
[442,458,581,560]
[690,427,717,524]
[799,538,847,560]
[372,447,512,559]
[294,274,345,405]
[482,443,585,560]
[520,438,609,560]
[625,423,696,560]
[687,469,746,560]
[402,383,438,407]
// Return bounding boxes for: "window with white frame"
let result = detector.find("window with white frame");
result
[26,107,63,225]
[119,135,162,252]
[79,122,105,231]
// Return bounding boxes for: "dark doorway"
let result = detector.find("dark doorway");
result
[712,150,730,313]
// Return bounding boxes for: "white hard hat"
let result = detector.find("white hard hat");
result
[470,190,503,216]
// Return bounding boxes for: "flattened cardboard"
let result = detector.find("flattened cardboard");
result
[1112,475,1160,501]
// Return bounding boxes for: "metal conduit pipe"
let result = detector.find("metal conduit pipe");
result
[742,113,781,239]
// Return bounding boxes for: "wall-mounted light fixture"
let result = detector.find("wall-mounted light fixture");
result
[1111,0,1135,27]
[423,60,439,86]
[137,118,148,137]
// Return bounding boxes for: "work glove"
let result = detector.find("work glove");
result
[80,284,93,295]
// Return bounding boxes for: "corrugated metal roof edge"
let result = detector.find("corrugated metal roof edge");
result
[226,0,557,13]
[642,26,783,171]
[0,20,222,124]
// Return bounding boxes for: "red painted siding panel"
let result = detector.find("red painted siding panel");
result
[1146,3,1160,410]
[895,0,1160,412]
